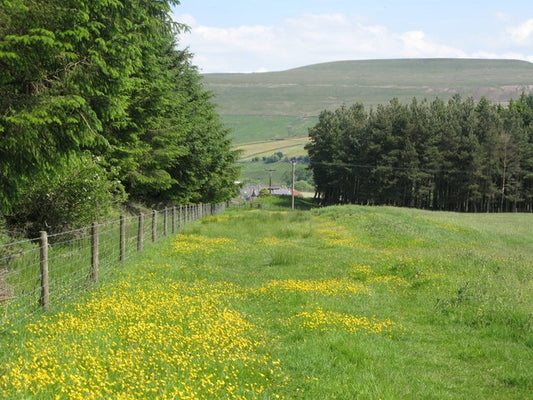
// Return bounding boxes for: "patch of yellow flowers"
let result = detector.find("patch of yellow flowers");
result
[317,221,370,249]
[0,278,285,399]
[255,279,370,296]
[172,234,238,255]
[352,264,410,288]
[290,306,397,335]
[1,230,406,399]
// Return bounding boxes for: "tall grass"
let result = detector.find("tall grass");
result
[1,205,532,399]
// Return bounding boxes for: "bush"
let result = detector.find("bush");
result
[263,152,284,164]
[295,180,315,192]
[8,155,126,237]
[259,188,271,197]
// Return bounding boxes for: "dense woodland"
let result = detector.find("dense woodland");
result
[306,94,533,212]
[0,0,240,236]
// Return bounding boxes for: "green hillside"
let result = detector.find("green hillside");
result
[203,58,533,186]
[205,58,533,143]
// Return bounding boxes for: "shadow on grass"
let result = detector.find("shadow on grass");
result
[247,195,319,210]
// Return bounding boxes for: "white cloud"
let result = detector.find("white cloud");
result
[473,50,533,63]
[508,18,533,44]
[398,31,466,58]
[173,12,531,73]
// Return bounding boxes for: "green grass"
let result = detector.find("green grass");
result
[1,205,532,399]
[224,115,316,145]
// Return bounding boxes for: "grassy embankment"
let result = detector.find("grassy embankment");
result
[1,201,532,399]
[205,59,533,185]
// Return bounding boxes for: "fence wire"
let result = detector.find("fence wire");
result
[0,203,226,329]
[0,237,41,326]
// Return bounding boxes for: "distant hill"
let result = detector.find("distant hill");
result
[203,59,533,144]
[203,58,533,186]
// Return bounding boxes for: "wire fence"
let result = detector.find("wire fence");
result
[0,203,226,329]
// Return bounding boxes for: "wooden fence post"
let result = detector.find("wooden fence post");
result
[152,210,157,243]
[138,214,144,252]
[40,231,49,310]
[120,215,126,262]
[90,223,99,282]
[172,206,176,234]
[164,208,168,236]
[179,205,183,229]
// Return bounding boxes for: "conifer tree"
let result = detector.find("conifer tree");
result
[307,94,533,212]
[1,0,240,232]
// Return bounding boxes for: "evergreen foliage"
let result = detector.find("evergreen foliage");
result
[9,154,125,237]
[306,94,533,212]
[0,0,239,233]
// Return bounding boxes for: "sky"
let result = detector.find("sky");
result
[171,0,533,73]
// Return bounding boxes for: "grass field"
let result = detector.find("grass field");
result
[236,138,309,160]
[224,116,316,146]
[1,202,532,399]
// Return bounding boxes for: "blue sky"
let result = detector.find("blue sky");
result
[172,0,533,73]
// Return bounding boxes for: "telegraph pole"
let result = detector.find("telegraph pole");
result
[266,169,276,193]
[291,160,296,209]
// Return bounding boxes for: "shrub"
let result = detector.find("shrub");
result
[8,155,126,237]
[295,180,315,192]
[259,188,271,197]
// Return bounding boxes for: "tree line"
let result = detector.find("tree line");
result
[306,94,533,212]
[0,0,239,236]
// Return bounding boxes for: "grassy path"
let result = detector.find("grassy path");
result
[1,205,532,399]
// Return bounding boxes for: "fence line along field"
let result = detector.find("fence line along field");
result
[0,204,225,329]
[1,203,532,399]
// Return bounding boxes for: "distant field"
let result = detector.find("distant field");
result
[236,137,309,160]
[224,115,316,145]
[206,59,533,147]
[235,138,310,185]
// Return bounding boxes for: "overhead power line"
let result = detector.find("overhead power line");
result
[311,161,480,175]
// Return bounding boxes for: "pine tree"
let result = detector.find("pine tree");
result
[1,0,240,232]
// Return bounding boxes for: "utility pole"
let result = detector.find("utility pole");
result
[266,169,276,193]
[291,160,296,210]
